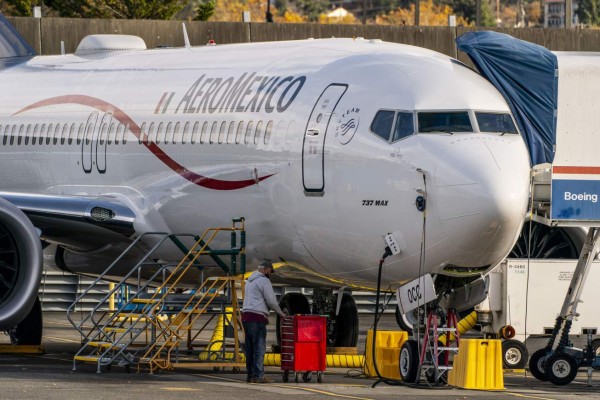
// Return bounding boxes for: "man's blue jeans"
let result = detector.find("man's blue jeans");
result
[243,321,267,379]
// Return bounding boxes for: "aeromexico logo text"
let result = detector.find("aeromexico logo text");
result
[173,73,306,114]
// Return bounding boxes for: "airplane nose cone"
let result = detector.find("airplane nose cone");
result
[434,137,530,264]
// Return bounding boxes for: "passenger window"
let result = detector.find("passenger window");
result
[165,122,173,144]
[52,124,60,145]
[245,121,254,145]
[18,125,25,145]
[68,124,76,145]
[254,121,263,145]
[77,123,85,145]
[173,122,180,144]
[39,124,46,145]
[475,112,518,134]
[61,124,68,145]
[25,124,32,145]
[156,122,164,144]
[264,121,273,145]
[392,113,414,142]
[199,121,208,144]
[85,122,94,145]
[227,121,235,144]
[235,121,244,144]
[370,110,394,142]
[107,123,116,145]
[9,125,16,145]
[182,122,190,144]
[209,122,218,144]
[148,122,156,143]
[191,122,200,144]
[140,122,147,144]
[218,121,226,144]
[99,122,108,145]
[46,123,53,145]
[418,111,472,133]
[114,124,122,145]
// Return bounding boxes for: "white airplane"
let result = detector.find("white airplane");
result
[0,13,530,348]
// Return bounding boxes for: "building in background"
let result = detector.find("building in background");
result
[544,0,579,27]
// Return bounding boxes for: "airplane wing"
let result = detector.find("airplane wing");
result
[0,192,135,251]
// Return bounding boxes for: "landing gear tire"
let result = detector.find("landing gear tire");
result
[544,353,578,386]
[327,293,358,347]
[10,296,42,345]
[394,305,415,335]
[502,339,528,369]
[528,349,549,381]
[399,339,419,383]
[276,292,310,346]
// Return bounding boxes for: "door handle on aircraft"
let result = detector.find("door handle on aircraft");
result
[306,129,320,136]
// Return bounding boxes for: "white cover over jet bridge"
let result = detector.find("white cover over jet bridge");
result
[457,32,600,227]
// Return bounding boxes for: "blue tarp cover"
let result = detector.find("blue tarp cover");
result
[456,31,557,166]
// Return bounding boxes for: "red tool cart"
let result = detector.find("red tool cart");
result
[280,315,326,383]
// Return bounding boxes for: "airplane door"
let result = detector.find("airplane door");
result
[302,84,348,194]
[82,111,98,173]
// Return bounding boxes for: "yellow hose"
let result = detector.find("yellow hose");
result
[207,351,364,368]
[199,307,233,361]
[439,310,478,344]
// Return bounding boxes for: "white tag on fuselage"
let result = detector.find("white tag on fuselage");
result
[384,233,401,255]
[396,274,436,314]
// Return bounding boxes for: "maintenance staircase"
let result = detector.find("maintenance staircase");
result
[418,308,459,384]
[68,219,246,373]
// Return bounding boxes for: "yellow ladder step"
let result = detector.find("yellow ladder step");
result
[131,298,160,304]
[74,356,101,363]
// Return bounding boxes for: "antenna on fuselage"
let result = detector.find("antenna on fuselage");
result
[182,23,191,49]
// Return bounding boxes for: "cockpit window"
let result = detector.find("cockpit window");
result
[371,110,415,143]
[476,112,518,134]
[418,112,472,133]
[370,110,394,141]
[392,113,414,141]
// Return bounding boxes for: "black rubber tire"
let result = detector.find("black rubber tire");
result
[399,339,420,383]
[10,296,42,345]
[528,348,549,381]
[502,339,529,369]
[394,305,414,335]
[282,371,289,382]
[544,353,578,386]
[294,372,299,383]
[317,372,323,383]
[327,293,358,347]
[276,292,310,345]
[302,371,312,382]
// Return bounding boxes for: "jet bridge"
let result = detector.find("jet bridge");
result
[458,31,600,385]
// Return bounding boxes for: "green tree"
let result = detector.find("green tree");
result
[46,0,187,19]
[292,0,329,21]
[0,0,35,16]
[44,0,103,18]
[444,0,496,25]
[578,0,600,25]
[194,0,216,20]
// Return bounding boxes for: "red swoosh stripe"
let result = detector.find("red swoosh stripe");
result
[553,166,600,175]
[14,95,274,190]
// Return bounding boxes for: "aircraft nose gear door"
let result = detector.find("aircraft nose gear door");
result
[302,84,347,194]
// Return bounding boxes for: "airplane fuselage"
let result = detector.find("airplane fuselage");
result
[0,37,531,290]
